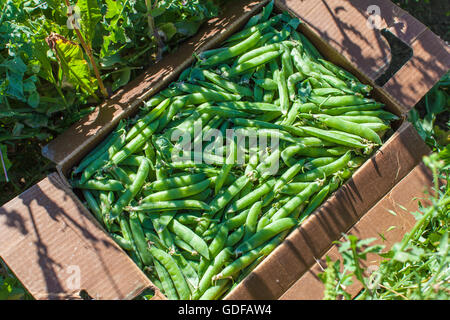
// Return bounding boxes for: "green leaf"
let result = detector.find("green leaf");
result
[54,36,98,97]
[27,91,40,108]
[151,7,166,18]
[159,22,177,41]
[77,0,102,45]
[111,67,131,91]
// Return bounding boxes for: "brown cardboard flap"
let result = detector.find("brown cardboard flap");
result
[224,122,430,300]
[382,28,450,112]
[279,0,450,112]
[41,0,268,168]
[280,162,434,300]
[0,173,157,300]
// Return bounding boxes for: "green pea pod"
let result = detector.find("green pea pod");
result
[201,30,262,66]
[315,114,382,145]
[293,151,353,182]
[271,182,321,221]
[234,217,297,255]
[200,69,253,97]
[111,120,159,165]
[226,50,282,77]
[169,219,210,260]
[126,98,171,141]
[149,246,191,300]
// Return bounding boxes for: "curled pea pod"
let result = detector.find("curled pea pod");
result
[110,157,150,219]
[234,217,297,256]
[270,182,321,221]
[140,178,211,203]
[315,114,382,145]
[149,246,191,300]
[293,151,353,182]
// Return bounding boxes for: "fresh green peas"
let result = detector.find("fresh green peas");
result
[201,30,262,66]
[168,219,210,260]
[234,217,297,256]
[149,246,191,300]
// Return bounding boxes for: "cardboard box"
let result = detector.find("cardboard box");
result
[1,0,449,300]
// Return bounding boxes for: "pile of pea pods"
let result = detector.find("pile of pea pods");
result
[70,1,399,300]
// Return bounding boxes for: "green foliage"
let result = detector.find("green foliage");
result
[409,72,449,151]
[0,0,221,190]
[319,150,450,300]
[0,259,33,300]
